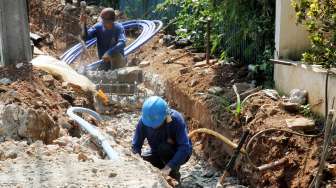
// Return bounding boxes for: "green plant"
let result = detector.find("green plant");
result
[156,0,276,85]
[233,85,242,118]
[292,0,336,68]
[300,104,313,117]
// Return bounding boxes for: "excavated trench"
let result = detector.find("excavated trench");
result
[81,66,245,188]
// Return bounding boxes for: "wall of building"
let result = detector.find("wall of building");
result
[274,0,310,60]
[274,63,336,116]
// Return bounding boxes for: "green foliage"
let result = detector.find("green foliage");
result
[156,0,276,84]
[292,0,336,68]
[99,0,119,8]
[300,104,313,117]
[233,85,241,118]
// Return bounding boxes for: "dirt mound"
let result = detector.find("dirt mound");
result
[239,93,335,187]
[0,65,91,144]
[29,0,100,55]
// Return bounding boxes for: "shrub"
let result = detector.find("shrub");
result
[292,0,336,68]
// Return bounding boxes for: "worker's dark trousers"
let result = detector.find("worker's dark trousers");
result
[141,143,190,181]
[99,53,126,71]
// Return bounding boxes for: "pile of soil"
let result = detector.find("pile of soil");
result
[28,0,100,56]
[0,64,92,143]
[240,93,324,187]
[0,65,170,187]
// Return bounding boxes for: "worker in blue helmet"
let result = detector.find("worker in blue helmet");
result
[80,7,126,71]
[132,96,192,181]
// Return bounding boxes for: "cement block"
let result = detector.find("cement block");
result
[286,117,315,131]
[98,84,136,95]
[87,67,143,84]
[116,67,143,84]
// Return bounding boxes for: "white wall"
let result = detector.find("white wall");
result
[275,0,310,60]
[275,63,336,117]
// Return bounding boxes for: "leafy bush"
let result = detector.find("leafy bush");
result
[292,0,336,68]
[156,0,275,85]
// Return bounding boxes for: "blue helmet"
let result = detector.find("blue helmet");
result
[141,96,168,128]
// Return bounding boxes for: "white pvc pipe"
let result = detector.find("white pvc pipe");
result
[67,107,119,160]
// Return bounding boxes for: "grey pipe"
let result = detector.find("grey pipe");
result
[67,107,119,160]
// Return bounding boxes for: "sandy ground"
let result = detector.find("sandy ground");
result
[0,139,169,188]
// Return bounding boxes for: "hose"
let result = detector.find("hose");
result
[60,20,163,70]
[67,107,119,160]
[188,128,247,154]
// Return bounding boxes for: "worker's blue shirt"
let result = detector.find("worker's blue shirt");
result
[86,22,126,59]
[132,109,192,169]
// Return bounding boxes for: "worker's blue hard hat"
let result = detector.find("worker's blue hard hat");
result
[141,96,168,128]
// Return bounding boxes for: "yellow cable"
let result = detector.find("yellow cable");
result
[96,89,109,106]
[188,128,247,154]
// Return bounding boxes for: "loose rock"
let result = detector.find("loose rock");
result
[179,67,191,75]
[190,79,199,87]
[0,104,60,144]
[0,78,12,85]
[263,89,280,100]
[289,89,308,105]
[280,102,300,113]
[208,86,224,95]
[78,153,88,162]
[139,61,150,68]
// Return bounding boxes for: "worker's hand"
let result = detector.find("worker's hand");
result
[79,14,87,24]
[102,53,111,63]
[161,165,171,176]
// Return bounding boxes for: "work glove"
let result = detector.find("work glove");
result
[161,165,171,176]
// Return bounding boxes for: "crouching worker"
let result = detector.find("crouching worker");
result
[132,96,192,182]
[80,8,126,71]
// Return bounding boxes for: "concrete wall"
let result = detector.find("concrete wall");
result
[274,63,336,116]
[275,0,310,60]
[0,0,32,66]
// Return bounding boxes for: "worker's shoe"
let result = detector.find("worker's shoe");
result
[169,169,181,182]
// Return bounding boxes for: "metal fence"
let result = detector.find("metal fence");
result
[119,0,166,19]
[119,0,266,64]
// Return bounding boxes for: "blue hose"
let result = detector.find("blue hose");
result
[60,20,163,70]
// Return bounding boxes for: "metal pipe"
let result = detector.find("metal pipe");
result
[206,18,211,65]
[67,107,119,160]
[60,20,163,68]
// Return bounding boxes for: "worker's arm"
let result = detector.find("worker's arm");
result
[166,116,192,170]
[106,24,126,56]
[131,120,145,154]
[81,24,97,41]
